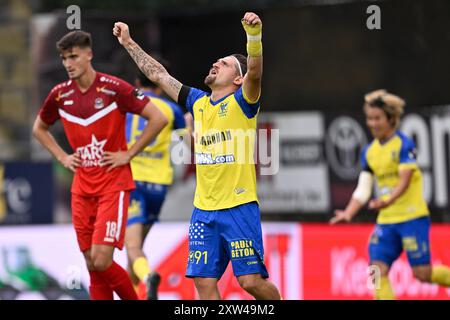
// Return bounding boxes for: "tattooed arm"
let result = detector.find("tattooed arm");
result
[113,22,183,102]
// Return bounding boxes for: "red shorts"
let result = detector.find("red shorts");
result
[71,191,130,252]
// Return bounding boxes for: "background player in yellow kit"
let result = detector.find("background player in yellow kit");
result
[125,70,189,300]
[331,89,450,299]
[114,12,281,299]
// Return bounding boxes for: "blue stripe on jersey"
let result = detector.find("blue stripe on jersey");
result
[397,131,417,164]
[169,101,186,130]
[186,87,207,116]
[143,90,185,129]
[234,86,260,119]
[209,92,233,106]
[360,143,372,173]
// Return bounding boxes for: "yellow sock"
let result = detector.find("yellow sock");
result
[374,276,395,300]
[132,257,151,282]
[431,265,450,286]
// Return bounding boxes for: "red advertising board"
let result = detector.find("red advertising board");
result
[302,224,450,300]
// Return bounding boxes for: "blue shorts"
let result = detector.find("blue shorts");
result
[369,216,431,267]
[126,182,167,226]
[185,201,269,279]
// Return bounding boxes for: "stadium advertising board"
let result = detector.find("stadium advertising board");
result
[2,223,450,300]
[0,162,53,225]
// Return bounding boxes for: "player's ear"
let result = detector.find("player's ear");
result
[87,48,93,61]
[233,76,244,86]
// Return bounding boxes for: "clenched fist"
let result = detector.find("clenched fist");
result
[113,22,132,46]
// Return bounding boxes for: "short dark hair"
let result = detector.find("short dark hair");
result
[231,53,247,76]
[56,30,92,52]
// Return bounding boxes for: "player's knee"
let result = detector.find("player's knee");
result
[83,251,95,271]
[91,254,113,272]
[238,276,261,293]
[85,258,95,271]
[194,278,215,293]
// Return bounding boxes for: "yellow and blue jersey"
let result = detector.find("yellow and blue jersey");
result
[125,92,186,185]
[361,131,429,224]
[184,86,260,211]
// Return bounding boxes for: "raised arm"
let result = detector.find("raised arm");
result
[241,12,263,103]
[113,22,183,102]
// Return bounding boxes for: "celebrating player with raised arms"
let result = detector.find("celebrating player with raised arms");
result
[114,12,281,300]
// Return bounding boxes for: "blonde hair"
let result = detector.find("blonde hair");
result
[364,89,406,128]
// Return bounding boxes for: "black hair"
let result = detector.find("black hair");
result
[56,30,92,52]
[231,53,248,76]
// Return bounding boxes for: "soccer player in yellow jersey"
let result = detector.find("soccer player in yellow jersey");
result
[331,89,450,299]
[114,12,281,300]
[125,71,188,300]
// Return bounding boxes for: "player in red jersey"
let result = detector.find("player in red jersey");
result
[32,30,168,300]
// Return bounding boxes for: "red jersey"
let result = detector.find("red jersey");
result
[39,72,150,196]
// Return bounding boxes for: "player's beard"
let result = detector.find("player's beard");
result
[204,74,216,86]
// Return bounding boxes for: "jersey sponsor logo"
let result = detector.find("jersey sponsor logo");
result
[128,199,141,218]
[76,135,107,167]
[136,150,163,159]
[402,237,418,251]
[96,86,117,96]
[195,153,235,165]
[64,100,74,106]
[230,239,256,259]
[94,97,104,109]
[218,102,229,117]
[55,89,75,102]
[199,130,232,146]
[377,171,397,182]
[133,88,145,100]
[234,188,246,195]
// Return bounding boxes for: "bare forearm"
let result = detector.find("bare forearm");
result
[123,39,182,101]
[247,55,263,80]
[33,128,68,162]
[387,180,410,204]
[346,197,364,219]
[123,39,165,83]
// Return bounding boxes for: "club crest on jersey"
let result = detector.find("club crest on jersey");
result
[76,135,107,167]
[133,88,145,100]
[218,102,229,117]
[94,98,104,109]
